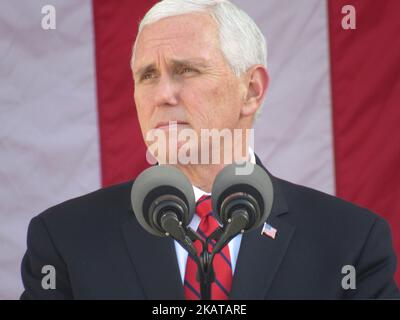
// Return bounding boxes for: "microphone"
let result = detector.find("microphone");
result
[130,165,198,257]
[211,162,274,254]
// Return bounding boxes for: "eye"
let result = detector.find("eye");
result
[142,72,155,80]
[177,66,197,75]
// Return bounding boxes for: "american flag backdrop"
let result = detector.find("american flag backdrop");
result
[0,0,399,299]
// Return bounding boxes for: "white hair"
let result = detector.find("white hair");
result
[131,0,268,117]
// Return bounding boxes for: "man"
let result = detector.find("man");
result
[21,0,399,299]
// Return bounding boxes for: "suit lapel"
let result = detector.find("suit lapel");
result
[229,154,296,299]
[121,216,185,299]
[229,218,295,299]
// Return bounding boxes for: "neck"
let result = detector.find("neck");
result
[174,163,224,193]
[173,141,250,193]
[153,121,255,192]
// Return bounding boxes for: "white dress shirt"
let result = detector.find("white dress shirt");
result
[174,148,256,283]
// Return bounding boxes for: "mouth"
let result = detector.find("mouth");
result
[154,120,190,129]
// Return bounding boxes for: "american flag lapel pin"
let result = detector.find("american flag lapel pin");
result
[261,222,277,239]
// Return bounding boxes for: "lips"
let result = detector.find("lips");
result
[155,120,189,129]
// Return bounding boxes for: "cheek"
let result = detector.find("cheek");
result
[183,81,241,130]
[179,83,212,123]
[207,82,242,127]
[134,93,152,135]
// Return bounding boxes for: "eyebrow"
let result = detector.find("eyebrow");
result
[134,58,210,79]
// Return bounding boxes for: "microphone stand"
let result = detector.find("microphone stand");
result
[185,227,218,300]
[159,209,219,300]
[162,208,249,300]
[193,209,250,300]
[181,227,226,300]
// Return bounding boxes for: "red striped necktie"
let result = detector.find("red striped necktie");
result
[183,195,233,300]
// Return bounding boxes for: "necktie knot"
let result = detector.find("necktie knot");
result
[196,195,212,220]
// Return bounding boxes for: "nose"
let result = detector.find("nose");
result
[153,75,179,107]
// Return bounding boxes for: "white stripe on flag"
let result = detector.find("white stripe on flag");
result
[0,0,100,299]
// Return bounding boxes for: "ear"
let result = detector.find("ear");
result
[240,65,269,117]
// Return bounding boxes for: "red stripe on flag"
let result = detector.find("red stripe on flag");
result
[93,0,157,186]
[328,0,400,284]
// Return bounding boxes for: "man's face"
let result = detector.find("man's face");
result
[133,13,247,162]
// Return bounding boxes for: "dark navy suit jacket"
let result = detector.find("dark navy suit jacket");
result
[20,155,400,299]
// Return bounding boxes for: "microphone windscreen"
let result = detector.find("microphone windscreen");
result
[131,165,195,236]
[211,162,274,231]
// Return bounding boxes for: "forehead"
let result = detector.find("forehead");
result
[133,12,223,69]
